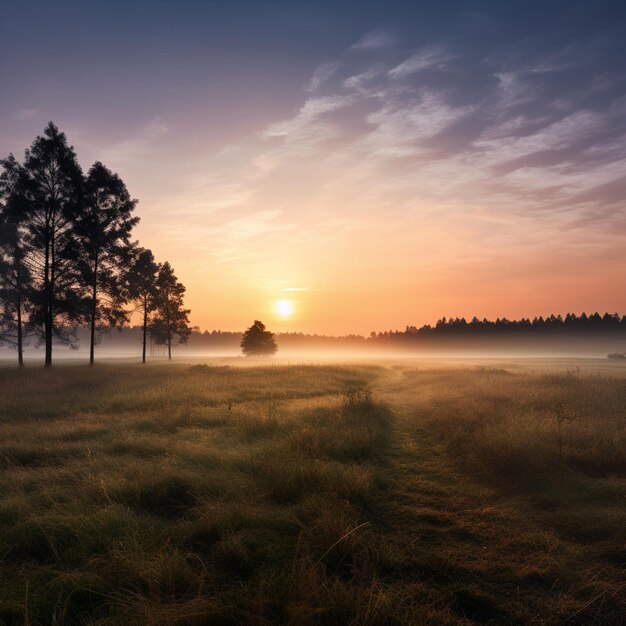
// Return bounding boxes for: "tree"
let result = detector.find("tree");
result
[241,320,277,356]
[127,248,159,363]
[150,262,191,360]
[0,155,32,366]
[19,123,84,367]
[75,162,139,365]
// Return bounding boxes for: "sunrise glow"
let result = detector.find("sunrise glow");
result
[275,299,294,319]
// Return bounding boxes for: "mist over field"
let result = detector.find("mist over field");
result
[2,324,625,362]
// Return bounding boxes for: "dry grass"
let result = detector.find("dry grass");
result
[0,359,624,624]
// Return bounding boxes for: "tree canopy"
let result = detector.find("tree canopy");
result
[76,161,140,364]
[20,123,85,365]
[241,320,278,356]
[149,262,192,360]
[128,248,160,363]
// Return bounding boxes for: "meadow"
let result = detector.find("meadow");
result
[0,359,624,625]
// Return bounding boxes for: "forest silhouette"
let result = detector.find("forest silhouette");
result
[0,123,191,366]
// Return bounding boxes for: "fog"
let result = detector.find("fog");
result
[1,331,625,365]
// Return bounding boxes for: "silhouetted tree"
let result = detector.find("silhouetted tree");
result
[128,248,160,363]
[75,162,139,365]
[19,123,84,366]
[241,320,277,356]
[150,262,191,360]
[0,155,32,366]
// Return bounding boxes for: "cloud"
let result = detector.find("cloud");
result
[143,117,169,138]
[494,72,533,108]
[389,44,454,78]
[245,35,625,239]
[306,62,341,92]
[262,95,353,145]
[219,209,291,240]
[15,108,38,120]
[365,92,476,155]
[350,31,396,51]
[478,110,607,175]
[342,66,385,92]
[209,210,295,261]
[100,117,169,164]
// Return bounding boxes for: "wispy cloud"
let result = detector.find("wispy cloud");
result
[15,108,38,120]
[365,92,476,155]
[100,116,169,164]
[209,210,295,262]
[264,96,353,140]
[238,33,626,233]
[306,62,341,92]
[389,44,454,78]
[342,66,385,92]
[350,31,396,51]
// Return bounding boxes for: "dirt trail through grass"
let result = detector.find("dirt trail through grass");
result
[370,365,626,625]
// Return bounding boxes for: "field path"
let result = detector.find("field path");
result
[367,365,619,624]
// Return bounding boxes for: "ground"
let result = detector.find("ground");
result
[0,358,624,625]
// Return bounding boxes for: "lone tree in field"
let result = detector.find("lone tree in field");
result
[128,248,160,363]
[241,320,277,356]
[150,262,191,360]
[75,161,139,365]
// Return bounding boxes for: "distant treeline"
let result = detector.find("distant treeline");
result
[0,123,191,367]
[385,312,626,338]
[198,312,626,345]
[364,313,626,354]
[82,312,625,356]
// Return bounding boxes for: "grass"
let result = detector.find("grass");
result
[0,359,624,624]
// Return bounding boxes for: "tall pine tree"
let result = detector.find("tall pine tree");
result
[76,162,139,365]
[20,123,84,367]
[128,248,160,363]
[150,262,191,360]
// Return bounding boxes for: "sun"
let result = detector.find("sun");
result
[275,299,294,319]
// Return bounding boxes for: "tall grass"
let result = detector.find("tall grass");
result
[411,367,626,481]
[0,364,399,625]
[0,360,624,624]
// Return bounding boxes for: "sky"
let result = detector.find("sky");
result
[1,0,625,334]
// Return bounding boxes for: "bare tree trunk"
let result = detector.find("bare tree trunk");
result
[166,292,172,361]
[89,292,96,365]
[17,286,23,368]
[14,252,24,367]
[47,228,56,368]
[142,295,147,364]
[44,229,52,368]
[89,256,98,366]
